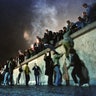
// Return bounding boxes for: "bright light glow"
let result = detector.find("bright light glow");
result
[24,31,30,41]
[30,44,34,50]
[36,38,39,44]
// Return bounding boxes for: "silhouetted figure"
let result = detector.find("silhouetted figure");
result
[58,30,64,41]
[82,11,89,24]
[63,27,67,34]
[82,3,96,23]
[8,58,16,86]
[0,68,4,85]
[75,16,86,31]
[17,65,23,84]
[44,51,54,85]
[79,60,89,87]
[66,20,77,34]
[32,63,41,85]
[67,48,89,86]
[43,33,50,44]
[24,49,31,60]
[3,60,10,85]
[24,63,30,86]
[18,50,24,64]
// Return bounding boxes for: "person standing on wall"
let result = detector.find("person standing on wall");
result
[24,63,31,86]
[32,63,41,85]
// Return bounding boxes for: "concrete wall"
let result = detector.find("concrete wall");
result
[13,21,96,85]
[13,45,66,85]
[71,22,96,85]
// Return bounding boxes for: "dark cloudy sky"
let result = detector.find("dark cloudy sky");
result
[0,0,95,64]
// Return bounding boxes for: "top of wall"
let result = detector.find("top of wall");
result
[16,21,96,68]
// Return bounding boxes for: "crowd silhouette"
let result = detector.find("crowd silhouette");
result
[0,3,96,87]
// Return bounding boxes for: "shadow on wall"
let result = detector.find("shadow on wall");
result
[80,60,90,85]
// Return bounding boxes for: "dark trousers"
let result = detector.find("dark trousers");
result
[48,72,53,85]
[18,73,21,83]
[25,74,30,86]
[71,68,82,84]
[35,75,39,85]
[71,68,78,83]
[10,72,13,85]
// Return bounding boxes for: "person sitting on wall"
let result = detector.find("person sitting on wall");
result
[82,3,96,23]
[75,16,86,30]
[18,50,24,64]
[82,11,89,25]
[66,20,77,35]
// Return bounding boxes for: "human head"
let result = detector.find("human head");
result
[82,12,87,15]
[26,63,28,65]
[82,3,88,8]
[78,16,83,21]
[63,27,67,30]
[69,48,76,54]
[45,29,49,33]
[34,63,37,66]
[66,20,70,24]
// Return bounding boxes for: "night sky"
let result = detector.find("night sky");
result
[0,0,95,65]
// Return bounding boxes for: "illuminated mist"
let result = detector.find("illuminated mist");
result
[0,0,95,64]
[24,0,95,45]
[24,0,58,45]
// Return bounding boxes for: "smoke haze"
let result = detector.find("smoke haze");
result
[0,0,95,64]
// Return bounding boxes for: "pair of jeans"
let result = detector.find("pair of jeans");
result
[35,75,39,85]
[54,66,62,86]
[3,72,10,85]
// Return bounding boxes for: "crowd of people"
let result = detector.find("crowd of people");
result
[0,3,96,86]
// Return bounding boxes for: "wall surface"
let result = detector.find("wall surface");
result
[73,29,96,85]
[13,22,96,85]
